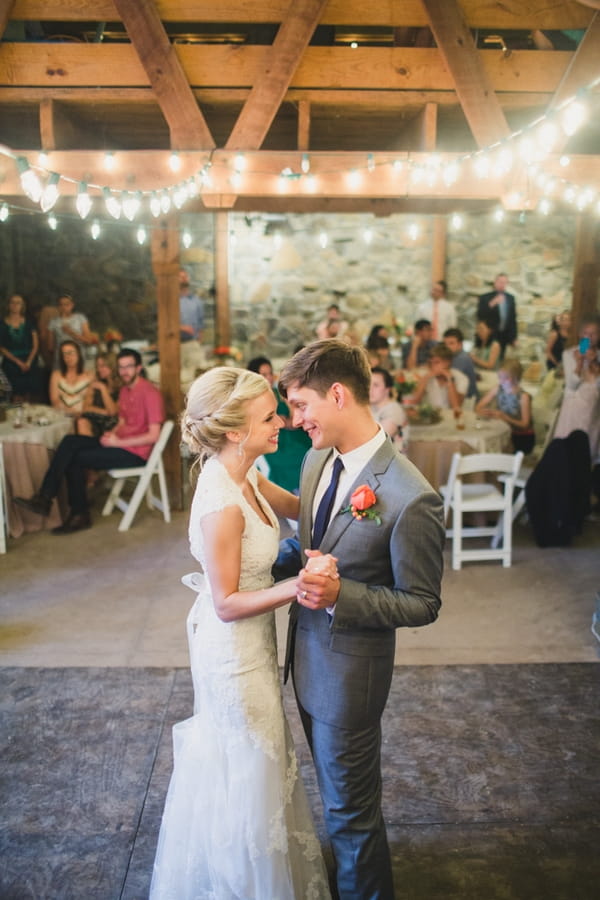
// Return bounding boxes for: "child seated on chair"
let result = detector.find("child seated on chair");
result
[14,348,164,534]
[475,358,535,455]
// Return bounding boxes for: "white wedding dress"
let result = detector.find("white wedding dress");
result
[150,457,331,900]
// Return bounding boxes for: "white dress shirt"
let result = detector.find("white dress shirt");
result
[414,298,457,341]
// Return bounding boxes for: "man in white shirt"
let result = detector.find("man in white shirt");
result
[415,280,457,342]
[412,343,468,410]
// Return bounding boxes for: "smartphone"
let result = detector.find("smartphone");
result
[579,336,591,355]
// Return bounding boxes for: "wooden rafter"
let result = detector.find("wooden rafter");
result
[421,0,510,148]
[550,11,600,108]
[112,0,215,150]
[225,0,327,150]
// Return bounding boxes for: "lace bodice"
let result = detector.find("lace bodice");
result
[189,456,279,592]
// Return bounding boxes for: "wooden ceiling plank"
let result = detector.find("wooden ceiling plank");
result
[112,0,215,149]
[9,0,595,30]
[225,0,328,150]
[421,0,510,148]
[0,44,576,94]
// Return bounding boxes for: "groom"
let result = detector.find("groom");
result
[278,340,444,899]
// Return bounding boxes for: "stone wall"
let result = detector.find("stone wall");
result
[1,208,582,371]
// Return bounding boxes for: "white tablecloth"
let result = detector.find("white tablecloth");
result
[406,415,511,491]
[0,408,73,538]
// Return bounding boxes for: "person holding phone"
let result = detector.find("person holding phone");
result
[554,316,600,501]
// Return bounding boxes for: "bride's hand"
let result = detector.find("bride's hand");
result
[304,550,339,579]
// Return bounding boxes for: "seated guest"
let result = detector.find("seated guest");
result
[366,323,389,345]
[49,340,93,417]
[315,302,348,340]
[476,358,535,454]
[15,348,164,533]
[0,293,44,402]
[470,318,501,372]
[545,310,571,370]
[402,319,435,370]
[365,334,392,370]
[76,352,119,438]
[47,293,97,369]
[412,343,468,412]
[443,327,479,400]
[369,366,407,452]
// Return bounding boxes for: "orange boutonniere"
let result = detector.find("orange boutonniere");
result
[339,485,381,524]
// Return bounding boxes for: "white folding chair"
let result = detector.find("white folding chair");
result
[0,443,7,553]
[440,451,524,570]
[101,421,174,532]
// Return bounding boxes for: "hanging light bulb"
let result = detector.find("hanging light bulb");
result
[363,227,373,244]
[560,97,587,137]
[47,214,58,230]
[472,153,490,179]
[40,172,60,212]
[104,151,115,171]
[304,174,317,193]
[0,203,9,222]
[103,187,122,219]
[318,231,328,249]
[538,198,552,215]
[149,192,161,217]
[230,171,243,190]
[450,213,463,231]
[273,233,283,249]
[172,183,188,209]
[493,207,505,223]
[559,155,570,168]
[169,151,181,172]
[277,174,288,193]
[347,169,362,190]
[234,153,246,171]
[408,223,420,241]
[75,182,93,219]
[392,159,403,174]
[182,229,192,249]
[188,177,199,198]
[16,157,43,202]
[38,151,50,168]
[160,191,171,214]
[136,226,147,245]
[91,221,101,240]
[122,190,141,221]
[301,153,310,174]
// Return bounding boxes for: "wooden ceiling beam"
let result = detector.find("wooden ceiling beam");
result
[226,0,327,150]
[112,0,215,149]
[421,0,510,148]
[0,87,559,111]
[9,0,594,30]
[550,11,600,109]
[0,44,578,94]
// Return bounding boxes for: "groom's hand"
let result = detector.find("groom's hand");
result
[296,566,340,610]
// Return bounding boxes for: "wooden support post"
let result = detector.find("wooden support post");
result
[151,217,183,510]
[571,212,600,342]
[214,211,230,346]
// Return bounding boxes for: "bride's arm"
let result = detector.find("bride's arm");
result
[201,505,297,622]
[256,472,300,520]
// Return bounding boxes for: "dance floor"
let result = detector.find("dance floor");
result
[1,663,598,899]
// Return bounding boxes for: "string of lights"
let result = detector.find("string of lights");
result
[0,75,598,241]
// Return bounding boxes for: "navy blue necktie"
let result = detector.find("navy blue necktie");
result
[312,456,344,549]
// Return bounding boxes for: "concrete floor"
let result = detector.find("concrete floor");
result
[1,494,599,899]
[1,494,599,668]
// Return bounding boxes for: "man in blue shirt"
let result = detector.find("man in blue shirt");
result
[179,267,204,343]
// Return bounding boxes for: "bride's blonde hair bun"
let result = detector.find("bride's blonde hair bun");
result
[181,367,269,464]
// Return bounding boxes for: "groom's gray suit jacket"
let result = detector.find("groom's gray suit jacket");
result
[291,438,444,731]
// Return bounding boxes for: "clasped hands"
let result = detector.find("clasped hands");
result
[296,550,340,610]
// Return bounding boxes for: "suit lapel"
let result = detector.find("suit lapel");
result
[318,441,395,555]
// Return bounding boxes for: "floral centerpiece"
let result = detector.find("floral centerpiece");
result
[394,371,417,400]
[413,403,442,425]
[213,345,243,366]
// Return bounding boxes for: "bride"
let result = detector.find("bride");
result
[150,367,332,900]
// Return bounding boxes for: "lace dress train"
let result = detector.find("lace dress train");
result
[150,458,330,900]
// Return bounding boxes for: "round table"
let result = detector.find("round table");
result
[0,407,74,537]
[406,415,511,491]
